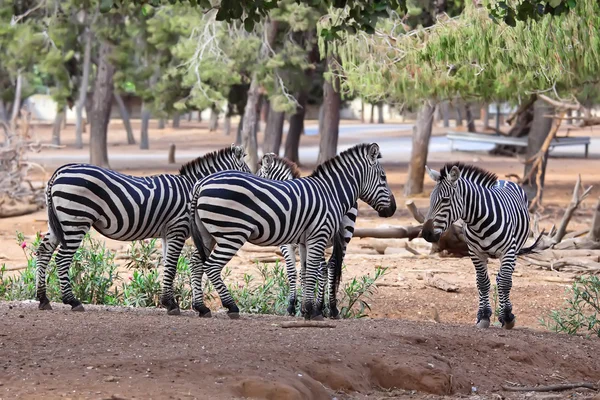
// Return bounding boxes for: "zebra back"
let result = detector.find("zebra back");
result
[179,144,250,182]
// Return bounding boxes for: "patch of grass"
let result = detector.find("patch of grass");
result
[540,275,600,337]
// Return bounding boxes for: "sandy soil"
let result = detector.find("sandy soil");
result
[1,120,600,399]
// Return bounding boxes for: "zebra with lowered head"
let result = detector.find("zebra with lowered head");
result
[189,143,396,320]
[421,163,543,329]
[256,152,359,318]
[35,144,250,315]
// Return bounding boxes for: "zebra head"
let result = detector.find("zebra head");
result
[358,143,396,218]
[422,164,462,243]
[256,153,301,181]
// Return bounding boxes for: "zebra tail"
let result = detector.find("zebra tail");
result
[330,228,345,295]
[517,229,546,256]
[46,167,66,247]
[189,185,208,264]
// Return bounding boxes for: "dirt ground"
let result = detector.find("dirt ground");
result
[1,119,600,399]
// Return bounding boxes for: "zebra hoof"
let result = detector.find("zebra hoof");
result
[476,318,490,329]
[71,304,85,312]
[503,317,516,330]
[38,301,52,311]
[227,312,240,320]
[311,314,324,321]
[167,308,181,316]
[198,311,212,318]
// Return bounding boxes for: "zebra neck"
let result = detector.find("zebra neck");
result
[312,163,360,216]
[457,181,486,226]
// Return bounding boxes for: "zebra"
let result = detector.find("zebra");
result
[421,163,543,329]
[256,152,359,318]
[35,144,250,315]
[189,143,396,320]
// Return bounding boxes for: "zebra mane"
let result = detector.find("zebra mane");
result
[310,143,379,177]
[441,162,498,188]
[268,155,301,179]
[178,147,236,177]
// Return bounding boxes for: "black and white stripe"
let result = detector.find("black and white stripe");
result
[36,145,250,313]
[256,153,358,318]
[422,163,542,329]
[189,143,396,320]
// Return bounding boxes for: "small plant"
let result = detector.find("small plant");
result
[122,269,161,307]
[337,266,389,319]
[125,239,161,270]
[491,282,502,327]
[540,275,600,337]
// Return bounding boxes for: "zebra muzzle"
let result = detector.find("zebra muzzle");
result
[422,219,441,243]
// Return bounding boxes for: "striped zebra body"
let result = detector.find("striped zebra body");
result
[36,145,249,314]
[422,163,542,329]
[189,143,396,320]
[257,153,358,317]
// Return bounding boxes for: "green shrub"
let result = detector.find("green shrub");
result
[541,275,600,337]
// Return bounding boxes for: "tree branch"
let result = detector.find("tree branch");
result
[538,94,583,111]
[502,382,599,392]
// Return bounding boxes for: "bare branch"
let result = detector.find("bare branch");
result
[538,94,582,111]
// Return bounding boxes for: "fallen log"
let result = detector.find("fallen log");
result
[502,381,598,392]
[522,256,600,273]
[280,321,336,329]
[422,272,459,292]
[353,226,422,240]
[563,229,589,239]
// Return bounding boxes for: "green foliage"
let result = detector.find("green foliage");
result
[487,0,576,27]
[337,266,388,318]
[338,0,600,106]
[541,275,600,337]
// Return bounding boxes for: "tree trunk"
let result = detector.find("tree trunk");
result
[260,99,269,131]
[404,101,435,196]
[89,40,115,168]
[241,74,261,173]
[284,91,307,164]
[224,115,232,136]
[377,102,384,124]
[490,98,535,155]
[209,104,219,131]
[52,106,64,146]
[187,112,192,122]
[75,24,93,149]
[140,104,151,150]
[10,71,23,129]
[263,105,285,155]
[455,103,463,126]
[482,104,490,130]
[360,100,365,123]
[197,110,202,122]
[114,93,135,145]
[522,100,554,208]
[158,118,165,130]
[441,101,450,128]
[317,55,341,164]
[465,104,476,132]
[172,113,180,128]
[495,103,501,132]
[370,103,375,123]
[236,117,243,145]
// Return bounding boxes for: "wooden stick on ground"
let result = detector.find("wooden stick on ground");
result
[422,272,459,292]
[552,175,593,243]
[280,321,336,329]
[502,382,598,392]
[405,199,425,223]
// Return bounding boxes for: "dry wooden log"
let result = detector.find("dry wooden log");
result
[405,199,425,223]
[563,229,589,240]
[353,226,422,240]
[552,175,593,243]
[502,382,598,392]
[530,249,600,260]
[522,256,600,273]
[422,272,459,292]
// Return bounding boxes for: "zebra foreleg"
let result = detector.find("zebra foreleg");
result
[35,231,59,310]
[315,257,328,315]
[160,236,186,316]
[189,250,211,318]
[281,244,298,316]
[469,251,493,328]
[497,250,517,330]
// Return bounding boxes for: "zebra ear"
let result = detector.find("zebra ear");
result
[425,165,441,182]
[233,145,245,159]
[368,143,380,164]
[262,153,275,168]
[448,166,461,184]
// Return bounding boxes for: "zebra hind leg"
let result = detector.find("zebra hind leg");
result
[204,240,248,318]
[303,241,327,321]
[56,242,86,311]
[469,252,493,328]
[315,257,328,319]
[35,231,59,310]
[281,244,298,316]
[189,250,211,318]
[497,250,517,329]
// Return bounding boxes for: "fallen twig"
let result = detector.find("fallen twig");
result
[422,272,459,292]
[501,382,599,392]
[280,321,336,329]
